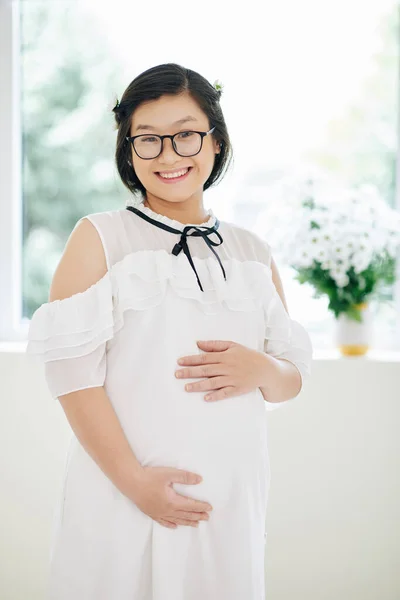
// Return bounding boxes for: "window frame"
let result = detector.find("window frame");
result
[0,0,28,342]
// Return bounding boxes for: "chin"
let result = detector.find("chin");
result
[154,185,204,202]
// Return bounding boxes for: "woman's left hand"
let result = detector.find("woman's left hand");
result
[174,340,273,402]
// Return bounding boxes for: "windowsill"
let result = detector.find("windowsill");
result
[311,348,400,362]
[1,341,400,362]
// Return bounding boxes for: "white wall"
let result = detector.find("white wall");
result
[1,348,399,600]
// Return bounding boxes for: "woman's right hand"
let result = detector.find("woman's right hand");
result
[130,466,213,529]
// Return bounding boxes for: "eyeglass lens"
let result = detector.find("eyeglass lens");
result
[134,131,202,159]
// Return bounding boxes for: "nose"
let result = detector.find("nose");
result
[158,137,180,165]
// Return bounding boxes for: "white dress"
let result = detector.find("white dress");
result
[26,201,313,600]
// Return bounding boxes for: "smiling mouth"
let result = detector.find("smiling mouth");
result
[155,167,193,182]
[156,167,192,180]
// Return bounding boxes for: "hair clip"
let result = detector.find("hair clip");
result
[213,79,224,93]
[108,94,120,112]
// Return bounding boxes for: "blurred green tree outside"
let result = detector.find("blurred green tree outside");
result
[21,2,127,317]
[307,4,398,208]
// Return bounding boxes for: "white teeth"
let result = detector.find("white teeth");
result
[158,168,189,179]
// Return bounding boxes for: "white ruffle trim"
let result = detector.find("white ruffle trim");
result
[26,248,313,374]
[27,249,267,360]
[126,199,217,230]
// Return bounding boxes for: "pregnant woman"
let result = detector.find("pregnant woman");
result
[27,62,313,600]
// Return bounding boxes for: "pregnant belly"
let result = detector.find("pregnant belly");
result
[109,383,269,509]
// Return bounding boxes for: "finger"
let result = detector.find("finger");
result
[170,518,199,527]
[205,386,236,402]
[185,376,229,393]
[168,470,204,486]
[174,510,210,522]
[196,340,233,352]
[172,494,213,513]
[176,364,222,379]
[177,352,219,366]
[156,519,177,529]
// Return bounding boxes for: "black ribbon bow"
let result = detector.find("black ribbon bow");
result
[126,205,226,292]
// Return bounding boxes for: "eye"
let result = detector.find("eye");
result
[141,136,158,143]
[176,131,195,139]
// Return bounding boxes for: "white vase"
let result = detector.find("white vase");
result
[334,302,373,356]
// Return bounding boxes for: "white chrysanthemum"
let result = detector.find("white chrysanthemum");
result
[313,246,329,263]
[386,231,400,258]
[253,172,400,294]
[293,243,315,268]
[350,249,373,273]
[335,273,350,288]
[321,258,335,271]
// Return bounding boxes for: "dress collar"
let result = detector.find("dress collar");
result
[125,201,225,292]
[129,200,217,229]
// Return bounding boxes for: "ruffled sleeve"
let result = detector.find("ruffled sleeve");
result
[262,272,313,411]
[26,273,113,399]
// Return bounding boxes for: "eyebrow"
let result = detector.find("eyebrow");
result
[135,115,198,132]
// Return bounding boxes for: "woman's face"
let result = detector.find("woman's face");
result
[129,92,220,205]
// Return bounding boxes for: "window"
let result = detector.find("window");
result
[1,0,399,349]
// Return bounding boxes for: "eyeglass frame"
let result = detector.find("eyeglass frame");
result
[125,127,216,160]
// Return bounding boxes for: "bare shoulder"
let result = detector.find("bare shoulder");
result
[49,216,108,302]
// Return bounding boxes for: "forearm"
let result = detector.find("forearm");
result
[58,386,143,501]
[258,353,302,404]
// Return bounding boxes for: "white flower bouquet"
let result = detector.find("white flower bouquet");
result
[257,173,400,321]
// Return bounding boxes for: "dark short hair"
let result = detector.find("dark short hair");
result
[112,63,233,198]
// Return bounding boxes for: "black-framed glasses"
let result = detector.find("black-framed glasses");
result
[125,127,216,160]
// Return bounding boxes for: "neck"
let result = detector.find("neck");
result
[143,193,209,226]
